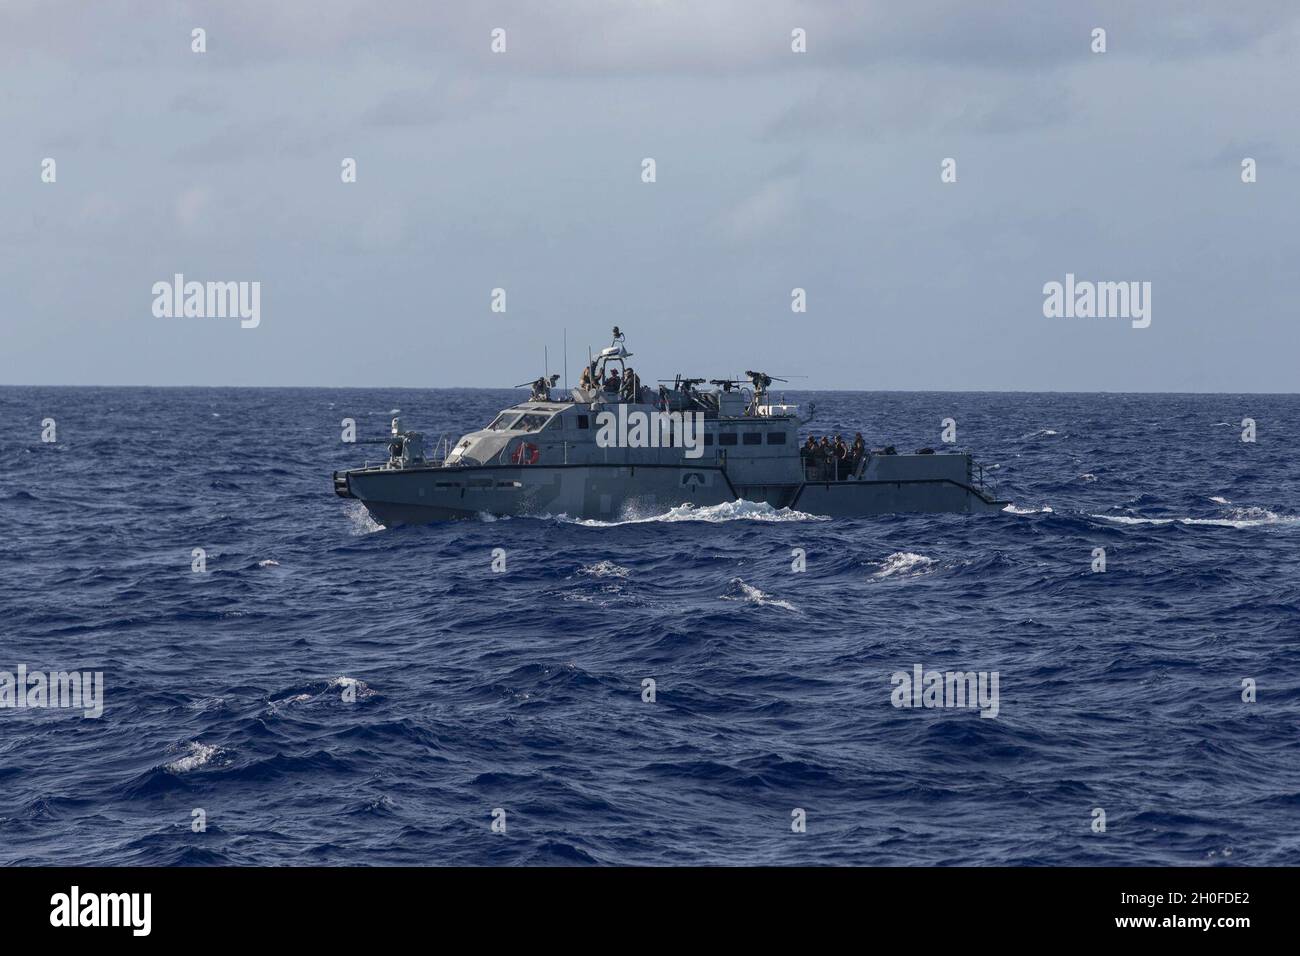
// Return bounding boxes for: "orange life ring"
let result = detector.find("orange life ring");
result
[511,441,540,465]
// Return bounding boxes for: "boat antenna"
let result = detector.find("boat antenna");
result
[563,328,568,391]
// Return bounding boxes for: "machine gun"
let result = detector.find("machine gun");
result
[658,375,706,393]
[514,374,561,401]
[352,415,427,466]
[744,370,789,399]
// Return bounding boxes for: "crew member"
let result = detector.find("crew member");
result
[851,433,866,472]
[817,436,832,480]
[833,435,848,480]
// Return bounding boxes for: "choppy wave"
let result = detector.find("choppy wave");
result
[166,742,222,774]
[329,676,373,697]
[870,551,937,579]
[269,676,376,712]
[721,577,798,611]
[579,560,630,578]
[5,385,1299,867]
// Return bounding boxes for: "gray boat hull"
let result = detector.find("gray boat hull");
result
[335,461,1006,525]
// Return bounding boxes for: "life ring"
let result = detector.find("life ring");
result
[511,441,540,465]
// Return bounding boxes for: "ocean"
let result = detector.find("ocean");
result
[1,386,1297,866]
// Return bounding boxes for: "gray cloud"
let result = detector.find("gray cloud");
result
[6,1,1298,74]
[1,1,1297,391]
[763,70,1078,142]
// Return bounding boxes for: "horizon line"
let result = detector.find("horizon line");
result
[1,383,1295,396]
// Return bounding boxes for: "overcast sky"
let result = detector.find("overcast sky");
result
[1,1,1296,391]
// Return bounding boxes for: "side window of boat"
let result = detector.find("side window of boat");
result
[742,432,762,445]
[718,431,738,446]
[703,432,714,445]
[515,413,551,432]
[576,415,589,429]
[766,431,787,444]
[488,414,520,431]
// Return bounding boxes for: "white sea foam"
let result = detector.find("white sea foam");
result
[257,559,280,568]
[329,676,374,698]
[555,499,829,526]
[166,742,221,774]
[343,501,383,535]
[1003,503,1054,515]
[1092,507,1298,529]
[580,560,630,578]
[722,578,797,611]
[1209,496,1231,505]
[871,551,936,579]
[270,676,375,713]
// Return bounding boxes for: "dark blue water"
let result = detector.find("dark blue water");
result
[2,387,1297,866]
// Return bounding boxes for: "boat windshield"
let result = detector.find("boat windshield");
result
[513,413,551,433]
[486,412,551,432]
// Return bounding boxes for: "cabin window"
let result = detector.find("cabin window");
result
[718,432,738,446]
[576,415,589,429]
[742,432,762,446]
[766,431,787,444]
[487,413,521,431]
[703,433,714,446]
[514,413,551,432]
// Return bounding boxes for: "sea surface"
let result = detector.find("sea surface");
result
[1,387,1297,866]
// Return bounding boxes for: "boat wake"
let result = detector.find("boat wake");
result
[555,499,829,526]
[1092,506,1299,529]
[342,501,383,535]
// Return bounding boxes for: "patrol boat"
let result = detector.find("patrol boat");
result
[333,328,1007,524]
